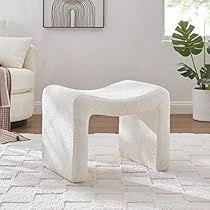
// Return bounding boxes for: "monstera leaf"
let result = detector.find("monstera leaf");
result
[177,63,198,80]
[207,44,210,54]
[198,65,210,89]
[172,21,204,57]
[200,64,210,79]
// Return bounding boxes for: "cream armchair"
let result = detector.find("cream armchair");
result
[10,45,37,123]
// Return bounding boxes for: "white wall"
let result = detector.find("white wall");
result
[0,0,206,112]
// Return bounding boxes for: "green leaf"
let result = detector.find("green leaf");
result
[172,40,185,45]
[172,20,204,57]
[191,48,203,55]
[172,33,185,40]
[205,64,210,79]
[200,65,210,81]
[207,45,210,54]
[174,47,190,57]
[177,63,198,80]
[186,25,195,35]
[189,33,198,41]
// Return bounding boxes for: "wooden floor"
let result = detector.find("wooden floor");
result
[12,115,210,134]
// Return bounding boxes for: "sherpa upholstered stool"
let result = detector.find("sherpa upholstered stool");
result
[42,80,170,182]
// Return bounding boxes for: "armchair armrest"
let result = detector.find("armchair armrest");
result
[23,44,37,72]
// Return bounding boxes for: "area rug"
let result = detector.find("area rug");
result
[0,134,210,210]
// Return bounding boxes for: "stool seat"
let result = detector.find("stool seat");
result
[42,80,170,183]
[84,80,161,100]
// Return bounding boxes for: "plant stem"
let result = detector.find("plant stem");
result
[190,53,202,88]
[204,22,206,66]
[190,53,199,77]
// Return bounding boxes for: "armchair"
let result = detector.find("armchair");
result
[10,45,37,123]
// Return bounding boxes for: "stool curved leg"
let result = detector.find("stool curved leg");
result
[156,99,170,171]
[42,85,89,183]
[71,114,89,182]
[119,112,158,170]
[119,100,170,171]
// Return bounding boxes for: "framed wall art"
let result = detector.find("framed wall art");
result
[43,0,104,28]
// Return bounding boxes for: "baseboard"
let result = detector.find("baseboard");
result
[34,101,193,115]
[34,101,42,115]
[171,101,192,114]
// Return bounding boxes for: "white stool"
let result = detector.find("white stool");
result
[42,80,170,182]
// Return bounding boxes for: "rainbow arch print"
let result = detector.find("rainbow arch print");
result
[43,0,104,28]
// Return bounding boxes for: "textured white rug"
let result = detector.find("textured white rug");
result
[0,133,210,210]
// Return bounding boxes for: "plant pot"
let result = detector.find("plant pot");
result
[193,88,210,122]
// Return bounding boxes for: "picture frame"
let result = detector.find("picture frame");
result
[43,0,105,28]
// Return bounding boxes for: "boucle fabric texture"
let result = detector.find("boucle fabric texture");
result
[0,133,210,209]
[42,80,170,182]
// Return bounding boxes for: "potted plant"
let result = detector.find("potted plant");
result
[172,20,210,122]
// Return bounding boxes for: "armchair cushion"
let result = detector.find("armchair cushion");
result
[0,37,32,68]
[9,68,35,95]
